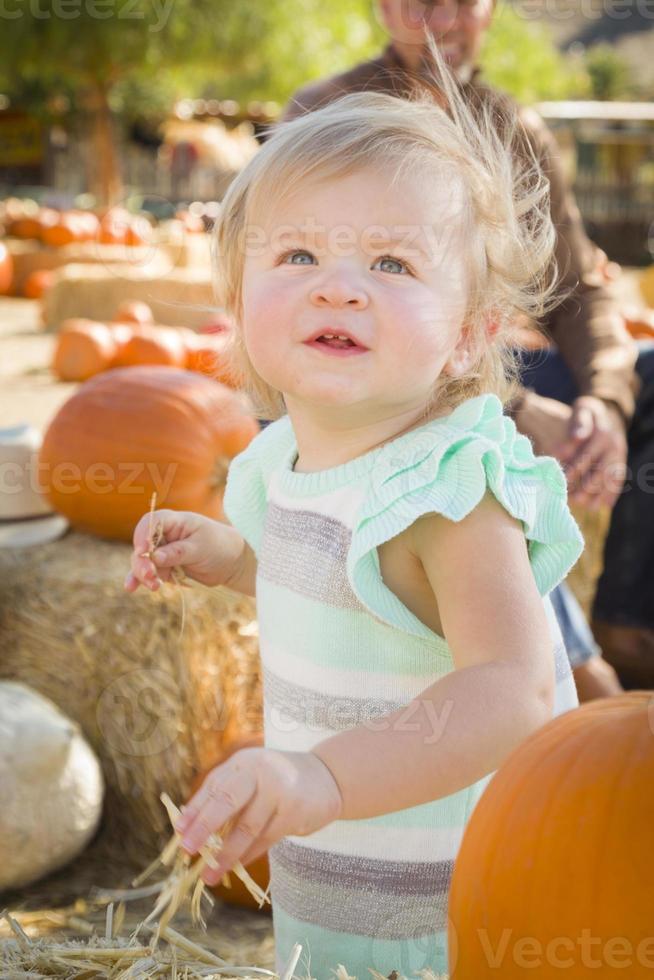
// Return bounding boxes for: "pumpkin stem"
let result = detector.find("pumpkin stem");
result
[210,456,230,491]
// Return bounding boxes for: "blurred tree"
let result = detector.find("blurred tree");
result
[0,0,380,203]
[480,4,589,103]
[584,43,633,101]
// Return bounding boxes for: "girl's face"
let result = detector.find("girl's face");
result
[241,167,473,426]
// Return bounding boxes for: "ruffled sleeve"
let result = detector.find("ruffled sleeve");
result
[223,416,295,556]
[348,393,584,640]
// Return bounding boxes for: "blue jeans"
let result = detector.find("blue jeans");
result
[518,341,654,632]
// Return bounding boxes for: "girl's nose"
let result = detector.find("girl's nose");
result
[309,277,369,309]
[423,0,460,33]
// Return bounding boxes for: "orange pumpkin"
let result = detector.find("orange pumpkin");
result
[623,306,654,341]
[117,325,187,368]
[0,242,13,295]
[113,300,155,326]
[108,322,135,364]
[52,321,117,382]
[125,215,153,248]
[185,333,238,386]
[189,734,270,912]
[23,268,56,300]
[98,207,131,246]
[42,213,79,248]
[9,208,57,240]
[39,367,259,540]
[449,693,654,979]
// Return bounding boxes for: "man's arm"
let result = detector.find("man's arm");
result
[520,107,638,424]
[312,495,555,820]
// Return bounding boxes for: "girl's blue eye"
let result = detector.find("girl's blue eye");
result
[373,256,409,275]
[282,250,315,265]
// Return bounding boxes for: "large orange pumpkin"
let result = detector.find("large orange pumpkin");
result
[0,242,13,295]
[449,693,654,979]
[52,321,117,381]
[189,734,270,913]
[39,367,259,540]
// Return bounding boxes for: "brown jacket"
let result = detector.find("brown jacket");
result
[281,45,638,422]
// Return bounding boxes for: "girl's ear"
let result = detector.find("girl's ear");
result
[442,325,476,378]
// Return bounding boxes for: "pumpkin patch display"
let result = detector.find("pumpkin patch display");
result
[449,693,654,979]
[39,366,259,540]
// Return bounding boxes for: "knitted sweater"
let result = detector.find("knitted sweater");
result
[224,393,583,980]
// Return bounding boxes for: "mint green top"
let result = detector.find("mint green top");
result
[224,393,583,980]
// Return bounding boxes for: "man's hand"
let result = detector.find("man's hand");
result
[515,392,627,510]
[175,747,343,884]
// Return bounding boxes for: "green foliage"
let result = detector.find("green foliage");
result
[197,0,384,106]
[480,3,589,104]
[0,0,383,117]
[584,43,632,101]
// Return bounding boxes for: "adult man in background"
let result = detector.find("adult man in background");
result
[281,0,654,696]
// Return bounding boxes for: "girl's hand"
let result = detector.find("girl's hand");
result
[176,747,343,884]
[124,509,241,592]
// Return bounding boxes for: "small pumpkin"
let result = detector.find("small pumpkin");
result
[185,333,238,386]
[42,213,80,248]
[39,366,259,540]
[623,305,654,341]
[117,325,187,368]
[52,321,117,382]
[9,208,57,240]
[108,322,135,364]
[113,300,155,326]
[449,693,654,979]
[23,268,56,300]
[98,207,131,246]
[0,242,14,295]
[125,215,153,248]
[189,734,270,913]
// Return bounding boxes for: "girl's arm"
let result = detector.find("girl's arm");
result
[311,492,556,820]
[222,533,258,598]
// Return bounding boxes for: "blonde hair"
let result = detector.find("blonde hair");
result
[214,41,559,421]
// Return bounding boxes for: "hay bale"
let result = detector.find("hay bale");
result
[566,504,611,620]
[43,266,215,332]
[157,223,212,270]
[6,239,167,296]
[0,531,262,864]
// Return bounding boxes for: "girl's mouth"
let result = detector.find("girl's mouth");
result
[305,334,369,357]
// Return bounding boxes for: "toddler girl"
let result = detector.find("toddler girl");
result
[126,62,583,980]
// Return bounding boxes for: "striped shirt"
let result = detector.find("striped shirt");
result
[224,393,583,980]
